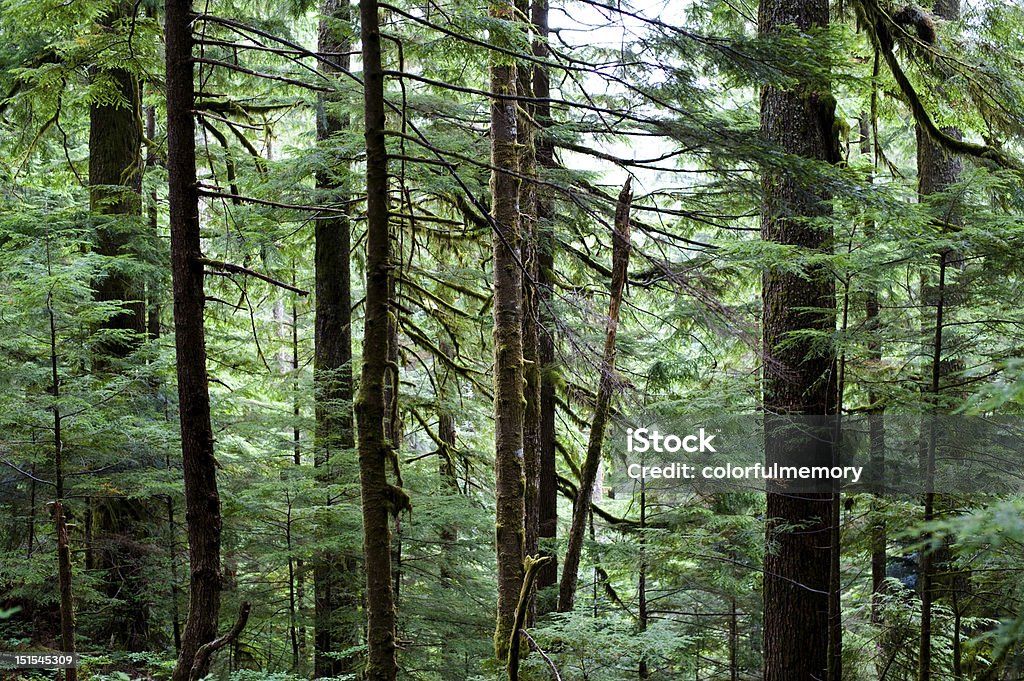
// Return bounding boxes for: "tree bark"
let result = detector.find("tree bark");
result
[88,2,153,650]
[557,180,632,613]
[91,0,145,362]
[759,0,838,678]
[357,0,399,675]
[313,1,361,676]
[166,0,223,677]
[490,2,526,657]
[532,0,559,599]
[517,3,542,627]
[47,281,76,681]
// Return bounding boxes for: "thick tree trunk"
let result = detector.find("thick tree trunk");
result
[166,0,223,677]
[490,0,526,660]
[759,0,838,678]
[91,0,145,362]
[89,3,153,650]
[558,181,631,613]
[313,1,361,676]
[357,0,399,676]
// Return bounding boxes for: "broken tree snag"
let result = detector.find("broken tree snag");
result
[508,555,553,681]
[557,178,633,613]
[166,0,223,677]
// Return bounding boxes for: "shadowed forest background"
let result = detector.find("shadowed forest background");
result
[3,0,1024,678]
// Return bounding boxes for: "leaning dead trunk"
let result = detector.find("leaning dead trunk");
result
[557,180,632,613]
[166,0,223,677]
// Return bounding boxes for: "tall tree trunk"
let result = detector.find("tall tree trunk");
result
[490,0,526,660]
[314,1,361,675]
[166,0,223,676]
[916,5,962,680]
[859,111,890,680]
[532,0,558,599]
[759,0,839,678]
[357,0,399,675]
[46,261,77,681]
[517,2,542,626]
[89,1,152,651]
[557,181,632,613]
[638,478,649,680]
[91,0,145,362]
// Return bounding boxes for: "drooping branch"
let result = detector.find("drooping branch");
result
[857,0,1022,171]
[197,257,310,295]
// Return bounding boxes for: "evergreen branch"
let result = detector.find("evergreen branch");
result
[522,630,562,681]
[197,257,310,295]
[197,187,356,213]
[195,57,332,92]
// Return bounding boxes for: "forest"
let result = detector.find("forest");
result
[2,0,1024,678]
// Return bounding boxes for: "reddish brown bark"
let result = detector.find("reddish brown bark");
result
[166,0,222,677]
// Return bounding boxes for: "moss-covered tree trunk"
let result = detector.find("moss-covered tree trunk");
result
[88,3,154,649]
[516,3,542,626]
[166,0,222,676]
[532,0,559,600]
[759,0,838,677]
[357,0,399,675]
[489,0,526,658]
[91,0,145,361]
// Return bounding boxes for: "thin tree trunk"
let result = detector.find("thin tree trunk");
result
[533,0,559,597]
[517,1,542,626]
[46,253,77,681]
[759,0,838,678]
[916,6,962,679]
[357,0,399,675]
[166,0,223,675]
[490,0,526,660]
[557,180,632,613]
[638,478,648,680]
[859,111,890,680]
